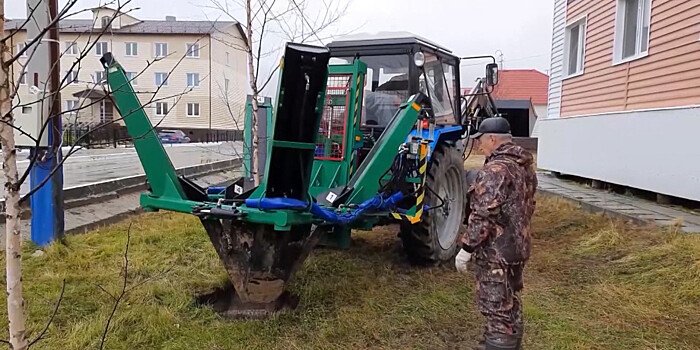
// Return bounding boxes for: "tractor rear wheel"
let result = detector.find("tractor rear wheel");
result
[399,144,466,265]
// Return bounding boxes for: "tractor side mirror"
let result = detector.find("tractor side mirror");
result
[486,63,499,86]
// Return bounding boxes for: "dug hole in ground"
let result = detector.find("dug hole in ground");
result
[0,155,698,349]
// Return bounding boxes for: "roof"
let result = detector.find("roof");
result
[5,18,239,35]
[327,31,452,54]
[72,89,108,100]
[490,69,549,105]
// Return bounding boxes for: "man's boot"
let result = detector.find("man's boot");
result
[484,334,520,350]
[514,323,524,349]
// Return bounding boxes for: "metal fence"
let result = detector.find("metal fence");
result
[62,123,132,148]
[62,123,243,148]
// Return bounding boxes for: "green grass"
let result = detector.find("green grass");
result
[1,195,699,349]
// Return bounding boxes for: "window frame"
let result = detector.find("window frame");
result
[613,0,652,65]
[155,102,169,116]
[18,72,27,85]
[17,43,28,57]
[186,43,200,58]
[225,52,230,66]
[155,72,169,87]
[154,43,168,58]
[125,72,138,86]
[563,16,587,79]
[125,42,138,57]
[186,73,200,88]
[65,41,79,56]
[224,78,230,92]
[65,100,80,113]
[101,16,112,29]
[94,71,106,84]
[66,70,79,85]
[95,41,108,56]
[186,103,200,117]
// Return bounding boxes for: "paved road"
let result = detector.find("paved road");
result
[1,142,243,197]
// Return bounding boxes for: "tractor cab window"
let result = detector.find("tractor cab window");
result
[418,53,456,123]
[332,55,410,127]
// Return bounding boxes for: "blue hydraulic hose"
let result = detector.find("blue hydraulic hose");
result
[244,192,405,224]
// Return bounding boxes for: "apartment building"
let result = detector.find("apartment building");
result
[7,6,248,141]
[540,0,700,201]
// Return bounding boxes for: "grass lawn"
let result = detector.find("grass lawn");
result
[1,195,699,349]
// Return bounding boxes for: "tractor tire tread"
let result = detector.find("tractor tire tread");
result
[399,144,465,266]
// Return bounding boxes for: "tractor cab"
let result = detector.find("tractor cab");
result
[327,32,463,131]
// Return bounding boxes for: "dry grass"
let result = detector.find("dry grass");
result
[0,195,698,349]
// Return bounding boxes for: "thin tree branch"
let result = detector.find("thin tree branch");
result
[99,222,132,350]
[95,284,118,302]
[26,279,67,348]
[0,1,42,44]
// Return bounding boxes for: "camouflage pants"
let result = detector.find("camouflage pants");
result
[474,261,524,338]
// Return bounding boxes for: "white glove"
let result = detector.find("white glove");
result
[455,249,472,273]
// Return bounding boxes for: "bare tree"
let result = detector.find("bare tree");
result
[0,1,216,347]
[208,0,352,185]
[0,1,27,348]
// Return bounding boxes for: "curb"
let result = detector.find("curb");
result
[0,159,241,222]
[63,169,240,236]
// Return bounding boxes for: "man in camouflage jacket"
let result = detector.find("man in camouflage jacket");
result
[456,117,537,350]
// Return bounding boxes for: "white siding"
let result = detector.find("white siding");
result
[537,106,700,201]
[547,0,567,119]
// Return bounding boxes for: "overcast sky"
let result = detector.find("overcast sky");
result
[8,0,555,92]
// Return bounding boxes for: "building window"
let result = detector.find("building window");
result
[155,102,169,116]
[564,18,586,77]
[66,100,79,113]
[225,52,230,66]
[125,42,138,56]
[95,42,108,56]
[186,103,200,117]
[154,43,168,58]
[186,73,200,88]
[224,78,230,92]
[65,41,79,55]
[615,0,651,63]
[18,72,26,85]
[101,16,111,29]
[17,43,27,57]
[186,43,200,58]
[94,71,106,84]
[125,72,138,85]
[155,72,169,87]
[65,70,79,85]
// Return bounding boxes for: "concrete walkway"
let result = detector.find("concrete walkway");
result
[538,172,700,233]
[0,168,241,248]
[1,142,242,197]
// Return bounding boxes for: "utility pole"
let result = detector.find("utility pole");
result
[495,50,505,70]
[27,0,64,246]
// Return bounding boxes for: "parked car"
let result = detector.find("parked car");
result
[158,130,191,144]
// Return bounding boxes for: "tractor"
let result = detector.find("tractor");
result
[101,32,499,318]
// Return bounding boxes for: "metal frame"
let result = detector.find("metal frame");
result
[309,60,367,199]
[328,39,462,125]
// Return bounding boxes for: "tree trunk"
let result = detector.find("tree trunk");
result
[0,3,29,348]
[246,0,261,186]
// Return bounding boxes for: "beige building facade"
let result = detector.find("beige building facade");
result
[7,7,248,141]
